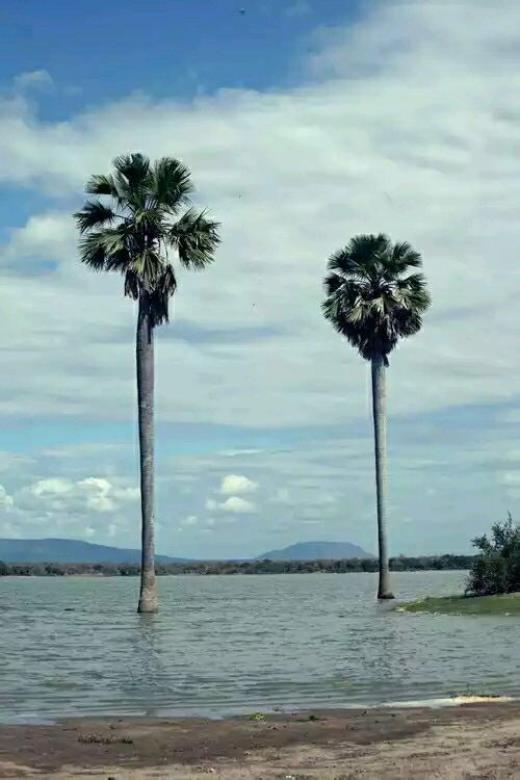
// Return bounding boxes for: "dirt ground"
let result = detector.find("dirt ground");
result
[2,702,520,779]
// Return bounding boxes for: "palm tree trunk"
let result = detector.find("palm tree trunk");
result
[371,352,394,600]
[136,293,159,613]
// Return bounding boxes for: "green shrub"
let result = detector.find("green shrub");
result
[467,513,520,595]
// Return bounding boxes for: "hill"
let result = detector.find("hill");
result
[257,541,373,561]
[0,538,184,564]
[0,538,373,565]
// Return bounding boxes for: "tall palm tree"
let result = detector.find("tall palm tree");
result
[75,153,220,613]
[322,234,430,599]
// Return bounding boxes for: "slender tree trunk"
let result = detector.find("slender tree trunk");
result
[136,293,159,613]
[371,352,394,600]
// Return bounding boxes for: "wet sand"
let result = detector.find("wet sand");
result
[2,702,520,778]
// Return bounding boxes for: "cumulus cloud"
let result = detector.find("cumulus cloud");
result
[218,496,256,514]
[24,476,138,515]
[205,493,256,513]
[29,478,73,496]
[0,471,142,546]
[220,474,258,495]
[77,478,115,513]
[1,212,75,268]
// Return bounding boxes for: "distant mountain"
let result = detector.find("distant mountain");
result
[257,541,373,561]
[0,538,185,564]
[0,537,373,565]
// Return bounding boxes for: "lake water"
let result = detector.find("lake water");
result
[2,571,520,723]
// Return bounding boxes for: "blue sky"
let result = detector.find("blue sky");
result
[0,0,519,558]
[0,0,363,115]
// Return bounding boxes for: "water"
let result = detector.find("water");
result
[2,571,520,723]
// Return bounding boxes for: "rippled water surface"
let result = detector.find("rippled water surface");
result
[2,571,520,722]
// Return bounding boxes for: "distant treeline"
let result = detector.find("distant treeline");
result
[0,554,474,577]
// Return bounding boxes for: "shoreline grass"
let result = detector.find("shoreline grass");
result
[399,593,520,616]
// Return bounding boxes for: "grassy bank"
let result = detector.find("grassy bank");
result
[400,594,520,616]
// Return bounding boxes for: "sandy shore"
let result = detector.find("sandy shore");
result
[2,702,520,778]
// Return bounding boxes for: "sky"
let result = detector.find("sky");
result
[0,0,519,559]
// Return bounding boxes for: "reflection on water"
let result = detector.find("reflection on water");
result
[1,571,519,723]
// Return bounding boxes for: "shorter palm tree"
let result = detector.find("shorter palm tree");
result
[75,153,220,613]
[322,234,430,599]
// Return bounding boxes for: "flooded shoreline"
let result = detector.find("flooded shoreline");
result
[4,571,520,724]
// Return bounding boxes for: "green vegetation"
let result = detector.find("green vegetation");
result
[248,712,265,721]
[75,153,219,613]
[401,516,520,615]
[0,554,474,577]
[401,594,520,616]
[322,233,431,599]
[466,514,520,596]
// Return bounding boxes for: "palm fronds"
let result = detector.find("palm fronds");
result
[76,153,219,323]
[74,200,117,234]
[170,209,221,270]
[322,233,430,362]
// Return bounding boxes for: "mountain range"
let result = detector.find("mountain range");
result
[257,541,373,561]
[0,538,372,563]
[0,538,184,564]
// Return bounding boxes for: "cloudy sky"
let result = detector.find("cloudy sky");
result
[0,0,518,558]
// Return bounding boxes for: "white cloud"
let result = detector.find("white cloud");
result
[13,70,53,91]
[0,2,518,429]
[78,477,112,493]
[205,490,256,514]
[114,486,141,501]
[0,485,14,510]
[0,4,515,427]
[500,472,520,486]
[1,212,75,265]
[181,515,199,527]
[24,475,138,516]
[218,496,256,514]
[77,477,139,513]
[498,471,520,500]
[218,449,264,458]
[205,496,256,514]
[220,474,258,495]
[0,470,143,548]
[29,478,73,496]
[272,487,293,505]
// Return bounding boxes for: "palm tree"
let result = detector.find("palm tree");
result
[75,153,220,613]
[322,234,430,599]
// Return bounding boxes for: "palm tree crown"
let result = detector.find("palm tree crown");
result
[74,153,220,325]
[322,233,430,364]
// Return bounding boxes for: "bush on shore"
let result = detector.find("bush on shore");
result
[467,513,520,596]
